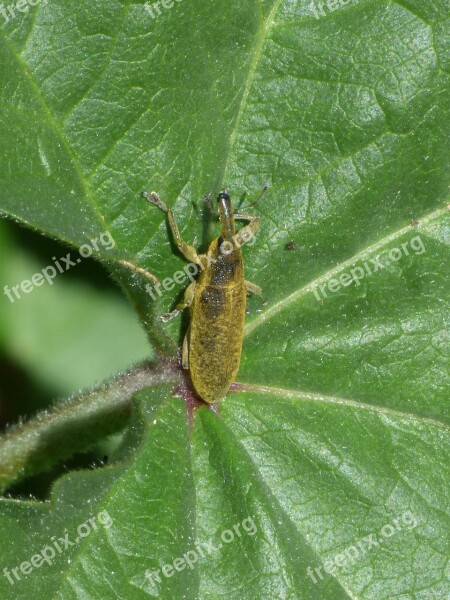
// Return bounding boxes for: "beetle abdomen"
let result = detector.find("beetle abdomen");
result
[189,282,246,403]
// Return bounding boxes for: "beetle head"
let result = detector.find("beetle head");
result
[217,189,235,238]
[217,189,232,215]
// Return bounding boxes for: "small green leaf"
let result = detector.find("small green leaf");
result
[0,223,152,395]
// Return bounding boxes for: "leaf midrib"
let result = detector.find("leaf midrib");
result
[244,204,448,336]
[220,0,284,186]
[234,381,449,430]
[0,33,108,235]
[202,413,356,599]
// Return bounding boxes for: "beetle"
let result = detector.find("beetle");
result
[141,187,265,403]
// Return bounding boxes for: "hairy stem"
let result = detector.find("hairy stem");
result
[0,359,178,494]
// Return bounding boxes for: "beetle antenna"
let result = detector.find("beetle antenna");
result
[245,182,270,208]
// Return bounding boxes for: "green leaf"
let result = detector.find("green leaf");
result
[0,222,153,396]
[0,0,449,599]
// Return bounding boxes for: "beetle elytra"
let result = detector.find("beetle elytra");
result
[142,187,265,403]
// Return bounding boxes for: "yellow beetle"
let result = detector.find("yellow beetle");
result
[142,188,265,403]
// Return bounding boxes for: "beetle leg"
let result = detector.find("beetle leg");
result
[142,191,202,265]
[204,193,219,217]
[160,282,196,322]
[182,325,190,369]
[233,213,261,246]
[245,280,262,295]
[117,260,160,284]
